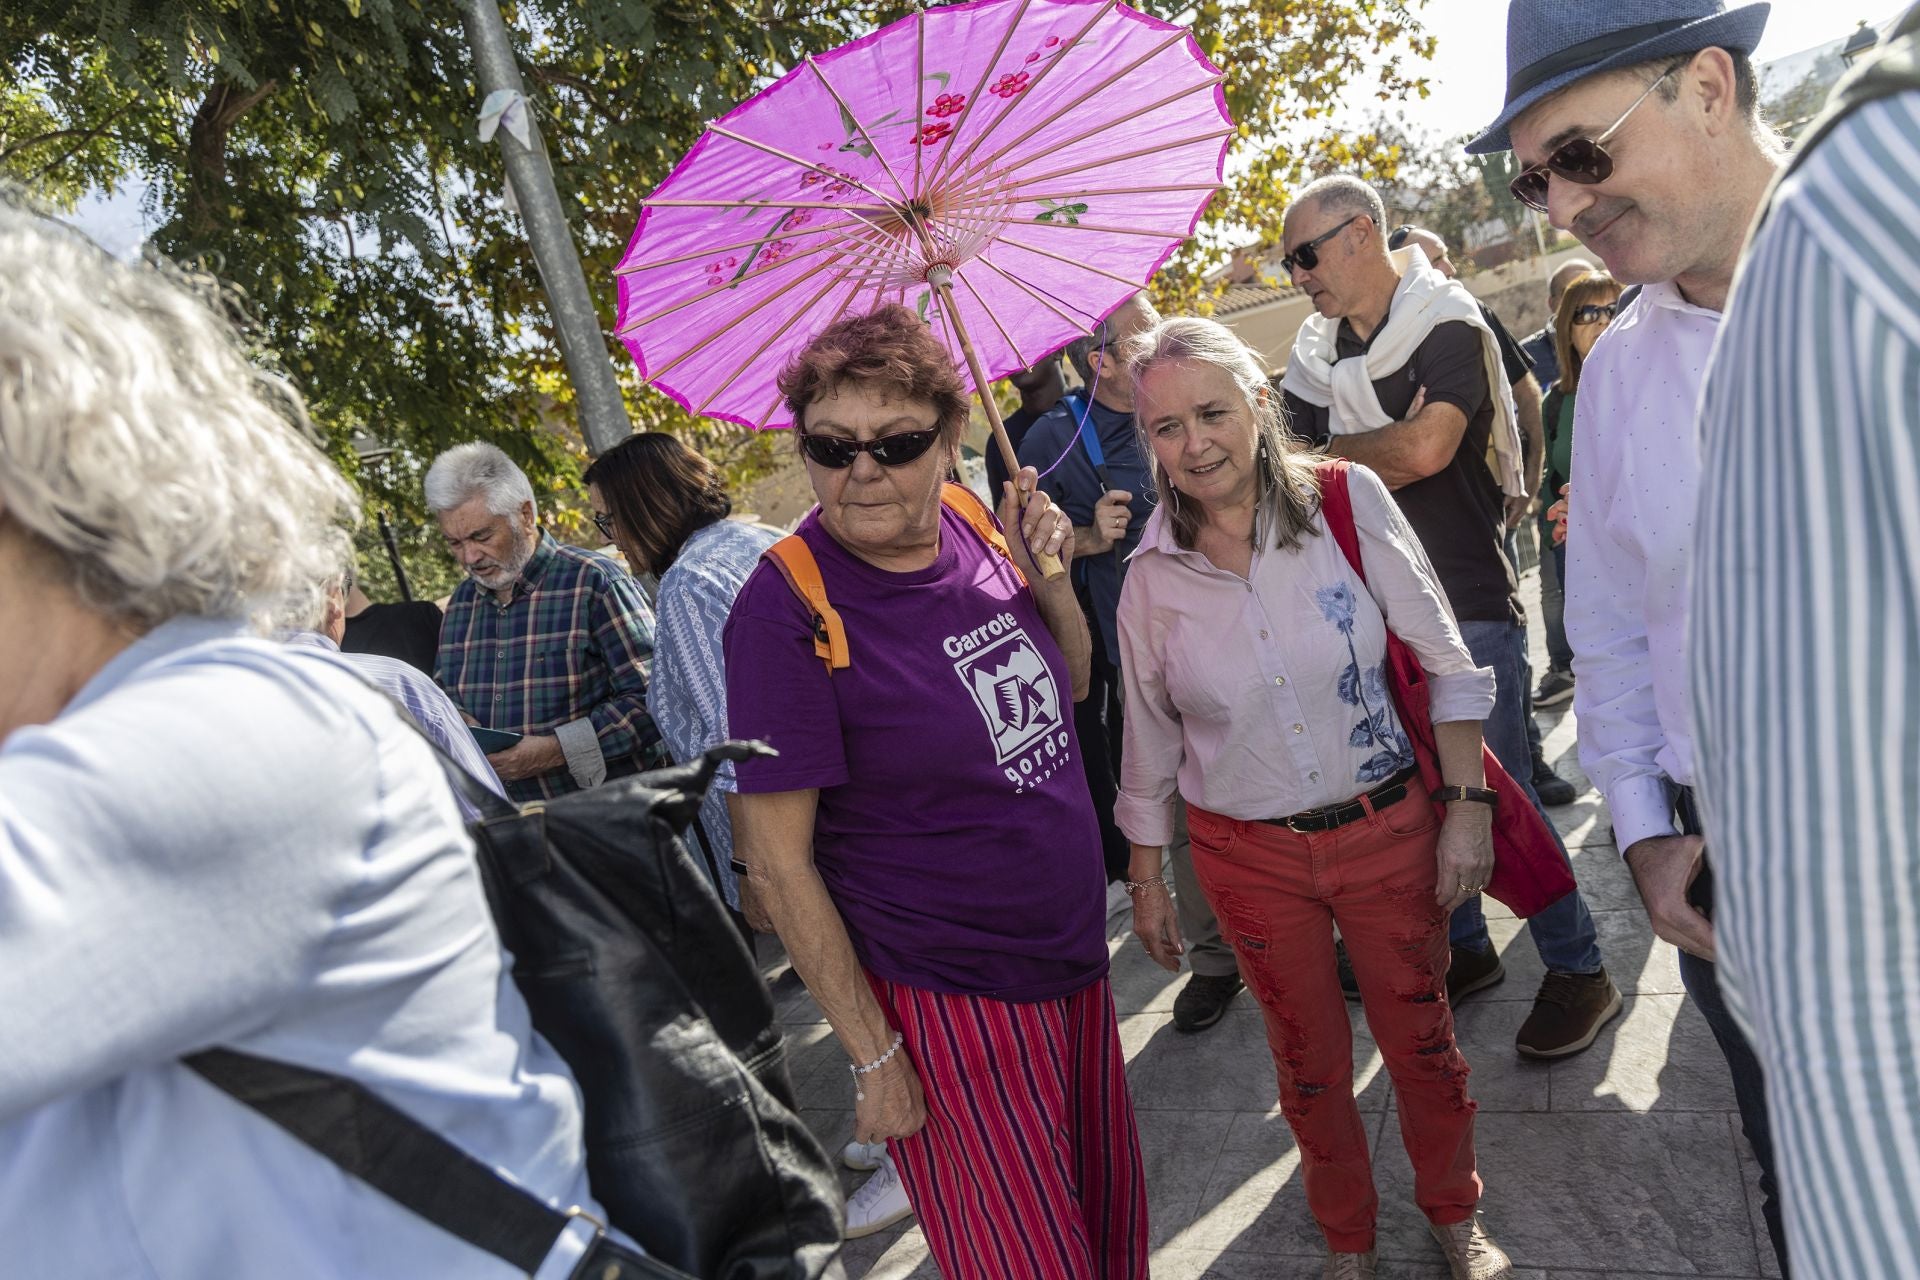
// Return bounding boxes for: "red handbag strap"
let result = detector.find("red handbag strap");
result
[1315,458,1366,584]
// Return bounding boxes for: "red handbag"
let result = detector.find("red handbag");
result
[1316,459,1576,919]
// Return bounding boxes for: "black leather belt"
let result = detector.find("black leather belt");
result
[1260,767,1421,834]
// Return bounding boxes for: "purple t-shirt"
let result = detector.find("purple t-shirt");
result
[723,503,1107,1002]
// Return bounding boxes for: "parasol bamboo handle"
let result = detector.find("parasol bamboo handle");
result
[928,270,1068,581]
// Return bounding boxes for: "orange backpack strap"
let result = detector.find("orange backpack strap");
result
[941,483,1027,588]
[762,535,849,673]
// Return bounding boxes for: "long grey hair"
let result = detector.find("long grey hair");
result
[1122,316,1325,552]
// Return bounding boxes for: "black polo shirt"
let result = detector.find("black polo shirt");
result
[1283,315,1520,624]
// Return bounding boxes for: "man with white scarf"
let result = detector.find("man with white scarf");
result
[1280,175,1619,1062]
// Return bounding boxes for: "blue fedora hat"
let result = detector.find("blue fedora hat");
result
[1467,0,1771,154]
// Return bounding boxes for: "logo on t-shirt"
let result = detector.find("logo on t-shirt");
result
[945,613,1064,764]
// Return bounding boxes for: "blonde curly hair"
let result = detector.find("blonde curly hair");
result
[0,198,357,630]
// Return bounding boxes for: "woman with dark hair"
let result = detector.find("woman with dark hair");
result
[584,432,778,916]
[723,304,1147,1275]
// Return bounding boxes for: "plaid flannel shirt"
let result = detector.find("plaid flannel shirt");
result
[436,532,664,802]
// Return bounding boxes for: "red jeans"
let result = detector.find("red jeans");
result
[1187,789,1481,1252]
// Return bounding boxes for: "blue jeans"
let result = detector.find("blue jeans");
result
[1451,619,1604,975]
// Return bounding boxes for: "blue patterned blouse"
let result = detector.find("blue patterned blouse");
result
[648,519,783,908]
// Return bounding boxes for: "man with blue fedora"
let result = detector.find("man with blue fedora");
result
[1469,2,1792,1274]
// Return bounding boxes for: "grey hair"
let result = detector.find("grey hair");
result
[1122,316,1324,553]
[1287,174,1387,237]
[423,441,537,518]
[1548,258,1596,308]
[0,199,357,631]
[1065,293,1162,388]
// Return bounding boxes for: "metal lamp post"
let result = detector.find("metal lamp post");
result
[458,0,633,457]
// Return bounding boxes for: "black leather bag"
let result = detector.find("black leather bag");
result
[196,740,843,1279]
[461,742,843,1280]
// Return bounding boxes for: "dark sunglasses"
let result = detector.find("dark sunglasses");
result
[1281,214,1360,277]
[798,427,941,469]
[1572,302,1617,325]
[1508,64,1681,213]
[590,510,616,540]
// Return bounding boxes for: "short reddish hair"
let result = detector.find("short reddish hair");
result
[778,304,970,443]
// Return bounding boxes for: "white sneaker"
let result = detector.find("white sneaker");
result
[844,1153,915,1239]
[840,1139,888,1171]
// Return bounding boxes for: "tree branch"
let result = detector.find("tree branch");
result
[184,77,280,238]
[526,66,625,126]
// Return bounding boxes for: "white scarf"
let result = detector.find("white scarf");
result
[1281,246,1527,498]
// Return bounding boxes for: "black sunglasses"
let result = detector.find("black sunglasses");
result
[1572,302,1618,325]
[590,510,616,540]
[1281,214,1360,278]
[1387,224,1414,251]
[1508,63,1682,213]
[798,427,942,469]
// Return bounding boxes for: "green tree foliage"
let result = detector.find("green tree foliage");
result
[1156,0,1434,310]
[3,0,1427,598]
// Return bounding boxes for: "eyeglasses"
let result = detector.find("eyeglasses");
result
[1508,63,1682,214]
[590,510,616,541]
[1281,215,1361,278]
[797,427,942,469]
[1571,302,1618,325]
[1387,225,1414,251]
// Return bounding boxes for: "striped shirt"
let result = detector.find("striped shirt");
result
[436,532,663,803]
[646,519,781,909]
[1691,93,1920,1280]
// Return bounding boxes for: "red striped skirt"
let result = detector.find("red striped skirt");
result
[867,973,1148,1280]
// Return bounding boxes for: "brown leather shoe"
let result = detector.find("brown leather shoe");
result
[1429,1215,1513,1279]
[1514,969,1622,1058]
[1323,1247,1377,1280]
[1446,944,1506,1005]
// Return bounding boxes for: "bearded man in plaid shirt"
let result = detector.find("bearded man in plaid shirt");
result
[426,442,664,803]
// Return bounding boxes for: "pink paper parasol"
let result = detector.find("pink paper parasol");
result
[615,0,1230,450]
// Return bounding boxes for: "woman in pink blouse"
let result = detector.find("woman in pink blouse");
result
[1113,317,1515,1280]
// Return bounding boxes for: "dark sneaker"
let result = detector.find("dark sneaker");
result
[1336,938,1362,1003]
[1531,759,1577,807]
[1446,945,1506,1005]
[1515,969,1622,1058]
[1173,972,1243,1033]
[1533,669,1575,706]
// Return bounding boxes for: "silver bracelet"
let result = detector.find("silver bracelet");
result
[1124,876,1170,894]
[850,1031,905,1102]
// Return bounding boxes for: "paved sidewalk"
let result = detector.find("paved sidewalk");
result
[768,572,1776,1278]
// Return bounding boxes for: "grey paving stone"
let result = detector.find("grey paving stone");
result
[1135,1107,1235,1245]
[1149,1247,1548,1278]
[1371,1111,1761,1276]
[1176,1107,1358,1261]
[1444,998,1553,1114]
[1546,1274,1765,1279]
[1547,994,1738,1114]
[837,1227,934,1279]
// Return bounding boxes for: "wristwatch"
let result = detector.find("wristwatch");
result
[1432,784,1499,807]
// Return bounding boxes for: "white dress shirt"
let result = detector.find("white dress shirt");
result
[0,617,609,1279]
[1565,279,1721,852]
[1115,465,1495,846]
